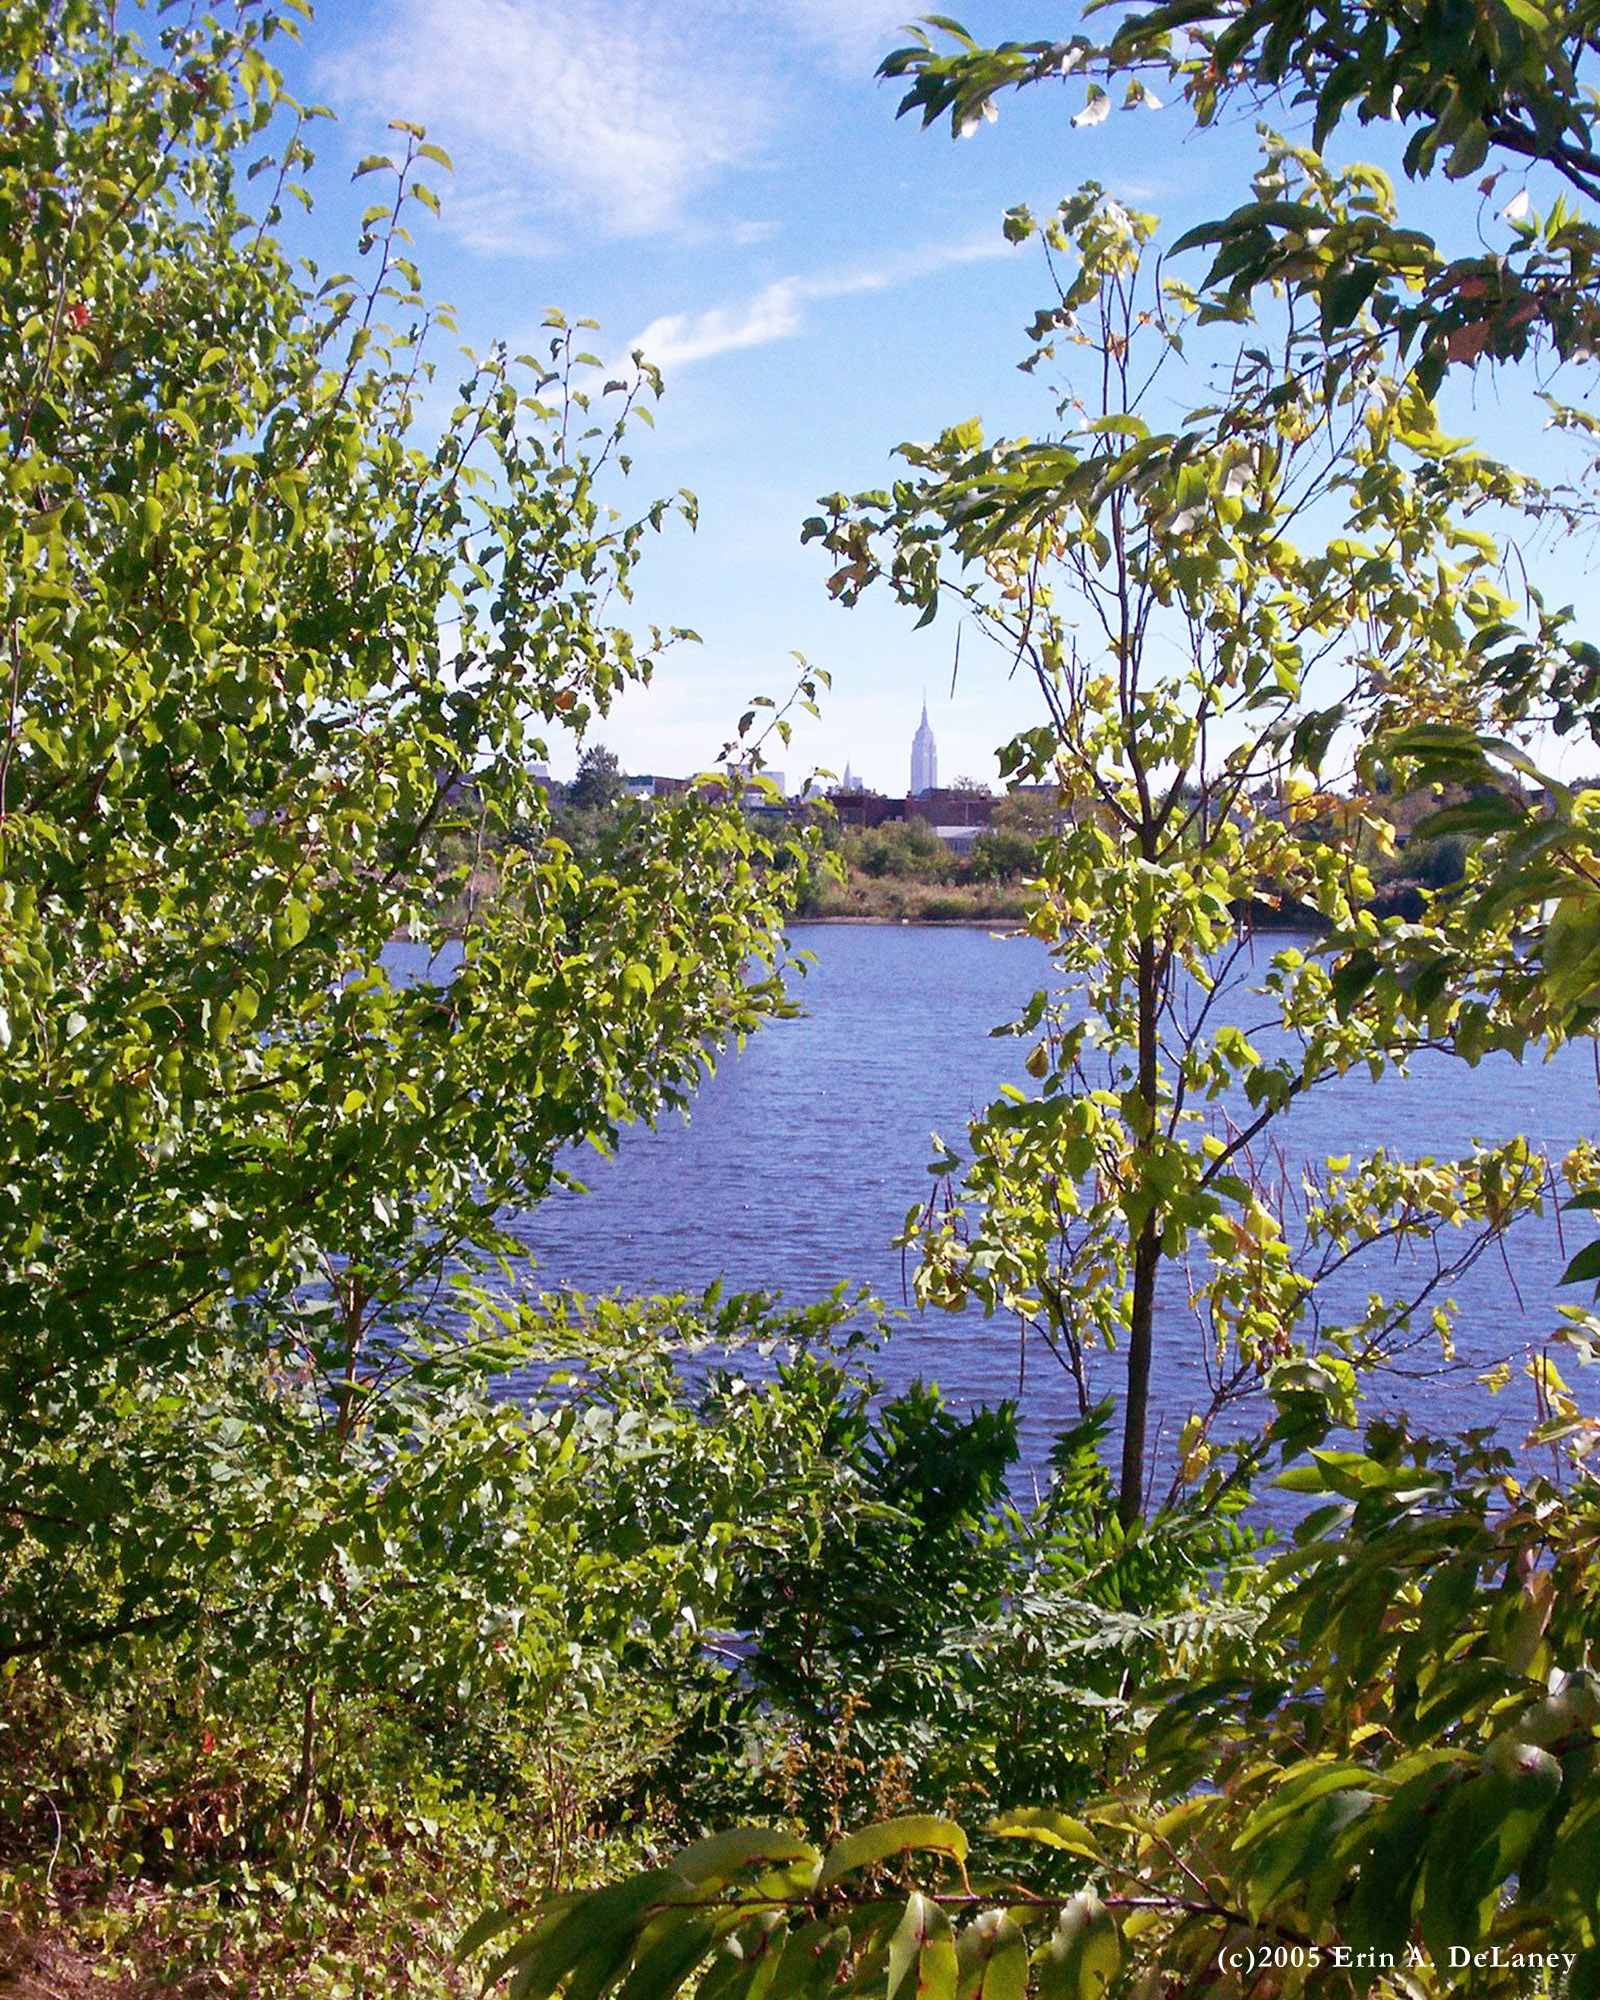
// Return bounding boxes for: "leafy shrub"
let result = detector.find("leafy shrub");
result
[848,822,953,881]
[478,1374,1600,2000]
[968,826,1041,882]
[660,1377,1267,1837]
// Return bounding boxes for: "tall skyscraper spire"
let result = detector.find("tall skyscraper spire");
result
[910,695,938,796]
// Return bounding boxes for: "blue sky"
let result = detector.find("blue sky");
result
[274,4,1596,789]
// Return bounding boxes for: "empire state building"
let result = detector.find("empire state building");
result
[910,699,938,795]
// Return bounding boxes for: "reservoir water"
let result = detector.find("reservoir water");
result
[400,925,1600,1482]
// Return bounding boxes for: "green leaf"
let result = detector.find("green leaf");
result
[1031,1894,1118,2000]
[1082,414,1149,440]
[492,1874,691,1999]
[888,1894,957,2000]
[1170,200,1330,257]
[817,1817,968,1888]
[1343,1768,1450,1965]
[1320,262,1383,336]
[613,1917,719,2000]
[1561,1238,1600,1288]
[1329,950,1378,1013]
[672,1830,817,1887]
[1413,793,1523,838]
[1237,1782,1378,1921]
[1550,1793,1600,1921]
[1570,1947,1600,2000]
[558,1935,646,2000]
[1419,1763,1558,1963]
[984,1809,1100,1862]
[956,1911,1027,2000]
[765,1923,852,2000]
[457,1906,520,1960]
[1543,897,1600,1013]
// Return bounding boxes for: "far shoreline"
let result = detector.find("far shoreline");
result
[410,894,1420,944]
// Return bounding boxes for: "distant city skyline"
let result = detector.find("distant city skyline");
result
[547,692,982,799]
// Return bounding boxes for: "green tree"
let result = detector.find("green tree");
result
[812,190,1548,1524]
[880,0,1600,377]
[466,19,1600,1992]
[847,818,951,881]
[568,741,627,813]
[967,822,1040,884]
[668,1378,1264,1836]
[0,0,815,1820]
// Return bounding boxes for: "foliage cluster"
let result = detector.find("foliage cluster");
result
[507,1412,1600,2000]
[10,0,1600,1996]
[658,1384,1263,1843]
[0,0,839,1988]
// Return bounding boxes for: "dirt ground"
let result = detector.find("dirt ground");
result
[0,1923,108,1999]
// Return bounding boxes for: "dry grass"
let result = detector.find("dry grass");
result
[798,878,1028,924]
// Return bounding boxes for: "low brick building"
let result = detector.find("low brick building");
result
[829,790,902,830]
[905,789,994,829]
[829,787,998,831]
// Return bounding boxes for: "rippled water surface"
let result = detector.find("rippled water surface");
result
[395,924,1600,1477]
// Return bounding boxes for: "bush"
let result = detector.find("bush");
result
[656,1377,1266,1837]
[966,825,1040,882]
[847,820,952,880]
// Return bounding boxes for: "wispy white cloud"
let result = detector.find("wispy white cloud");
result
[635,281,809,372]
[630,239,1016,371]
[327,0,912,255]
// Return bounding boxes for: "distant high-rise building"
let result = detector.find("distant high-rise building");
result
[910,699,938,796]
[840,762,864,794]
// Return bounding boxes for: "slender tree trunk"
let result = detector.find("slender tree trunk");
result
[1119,1215,1161,1527]
[1118,930,1162,1528]
[297,1683,317,1837]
